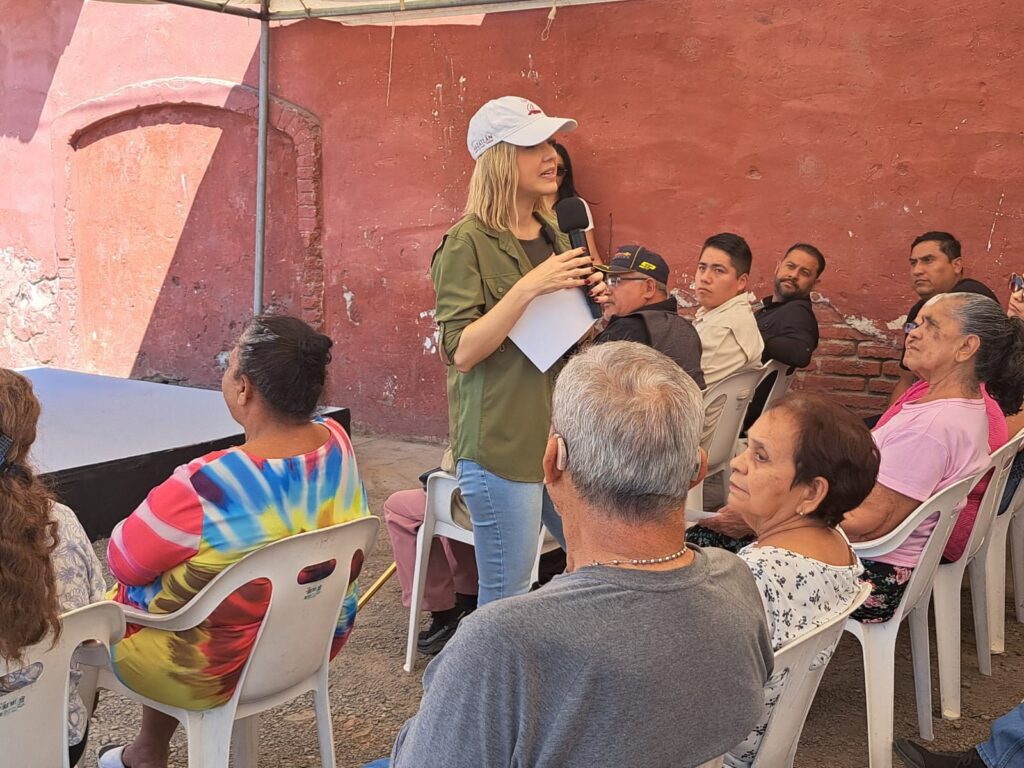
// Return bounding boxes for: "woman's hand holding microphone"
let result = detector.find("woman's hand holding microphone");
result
[516,247,609,304]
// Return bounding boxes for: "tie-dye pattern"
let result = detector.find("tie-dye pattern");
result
[107,418,368,710]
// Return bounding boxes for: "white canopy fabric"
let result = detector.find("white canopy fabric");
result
[96,0,629,24]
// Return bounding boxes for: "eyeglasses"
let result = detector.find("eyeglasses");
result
[1010,273,1023,293]
[903,321,919,334]
[556,166,567,178]
[606,276,649,288]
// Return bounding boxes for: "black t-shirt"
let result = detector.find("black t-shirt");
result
[900,278,998,369]
[518,236,552,269]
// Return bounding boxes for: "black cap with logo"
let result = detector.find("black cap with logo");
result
[606,245,670,284]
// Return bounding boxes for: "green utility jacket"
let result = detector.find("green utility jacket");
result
[431,214,570,483]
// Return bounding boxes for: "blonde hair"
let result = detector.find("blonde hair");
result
[464,142,548,232]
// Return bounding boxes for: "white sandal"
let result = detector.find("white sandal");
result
[96,744,127,768]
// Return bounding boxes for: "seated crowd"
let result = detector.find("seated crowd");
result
[2,256,1024,767]
[2,96,1024,768]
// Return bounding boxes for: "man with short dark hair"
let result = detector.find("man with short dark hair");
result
[888,231,996,403]
[692,232,764,388]
[743,243,825,432]
[756,243,824,368]
[594,244,705,387]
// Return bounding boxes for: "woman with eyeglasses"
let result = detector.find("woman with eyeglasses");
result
[431,96,607,607]
[699,293,1024,622]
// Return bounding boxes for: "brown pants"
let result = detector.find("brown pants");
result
[383,489,478,612]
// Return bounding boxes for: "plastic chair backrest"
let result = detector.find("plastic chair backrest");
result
[853,476,975,619]
[964,435,1024,562]
[753,582,871,767]
[135,517,379,705]
[759,360,797,413]
[703,366,771,470]
[426,471,467,532]
[0,601,125,768]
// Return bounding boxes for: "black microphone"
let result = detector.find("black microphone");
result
[554,197,601,319]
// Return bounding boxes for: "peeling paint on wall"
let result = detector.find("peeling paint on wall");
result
[843,315,889,341]
[342,288,361,325]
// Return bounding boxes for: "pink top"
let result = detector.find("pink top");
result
[869,380,1001,568]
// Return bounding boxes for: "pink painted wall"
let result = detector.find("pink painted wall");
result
[2,0,1022,435]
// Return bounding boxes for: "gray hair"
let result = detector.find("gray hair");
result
[934,292,1024,415]
[551,341,704,523]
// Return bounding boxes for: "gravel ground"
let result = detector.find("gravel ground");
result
[79,431,1024,767]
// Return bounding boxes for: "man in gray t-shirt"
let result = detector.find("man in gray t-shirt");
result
[382,342,773,768]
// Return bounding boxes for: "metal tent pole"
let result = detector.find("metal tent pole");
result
[253,3,270,315]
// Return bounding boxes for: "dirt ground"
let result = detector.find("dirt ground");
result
[81,431,1024,767]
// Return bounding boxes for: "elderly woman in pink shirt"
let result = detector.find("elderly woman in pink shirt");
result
[842,292,1024,621]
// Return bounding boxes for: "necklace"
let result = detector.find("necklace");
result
[590,544,689,568]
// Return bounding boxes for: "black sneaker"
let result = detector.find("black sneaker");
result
[894,740,985,768]
[417,609,462,655]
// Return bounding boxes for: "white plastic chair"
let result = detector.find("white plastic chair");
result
[758,360,797,414]
[929,435,1024,719]
[92,517,379,768]
[752,582,871,767]
[0,601,125,768]
[403,471,555,673]
[844,476,974,768]
[688,366,771,510]
[984,432,1024,653]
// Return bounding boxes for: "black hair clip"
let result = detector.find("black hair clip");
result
[0,432,12,465]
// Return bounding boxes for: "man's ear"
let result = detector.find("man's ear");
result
[543,435,564,484]
[643,278,658,300]
[689,448,709,490]
[736,272,749,293]
[951,256,964,277]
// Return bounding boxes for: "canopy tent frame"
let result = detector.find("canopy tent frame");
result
[101,0,630,313]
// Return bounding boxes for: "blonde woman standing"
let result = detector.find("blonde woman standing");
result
[431,96,607,606]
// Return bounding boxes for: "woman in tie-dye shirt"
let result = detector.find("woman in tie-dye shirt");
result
[101,316,369,768]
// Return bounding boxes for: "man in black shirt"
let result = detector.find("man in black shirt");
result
[888,231,997,404]
[743,243,824,431]
[593,245,705,388]
[756,243,824,367]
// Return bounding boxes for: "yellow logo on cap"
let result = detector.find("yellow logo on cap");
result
[639,261,657,271]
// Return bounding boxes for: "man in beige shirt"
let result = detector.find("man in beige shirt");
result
[690,232,764,454]
[692,232,764,386]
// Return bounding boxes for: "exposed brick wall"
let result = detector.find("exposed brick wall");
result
[791,301,905,417]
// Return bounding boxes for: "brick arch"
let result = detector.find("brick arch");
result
[50,77,324,368]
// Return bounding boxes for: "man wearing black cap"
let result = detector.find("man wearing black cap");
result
[593,245,705,388]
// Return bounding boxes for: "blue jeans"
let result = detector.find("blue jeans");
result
[978,701,1024,767]
[456,460,561,606]
[362,761,390,768]
[997,452,1024,515]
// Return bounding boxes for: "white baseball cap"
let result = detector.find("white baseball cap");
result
[466,96,577,160]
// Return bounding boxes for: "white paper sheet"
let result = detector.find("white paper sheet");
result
[507,288,597,372]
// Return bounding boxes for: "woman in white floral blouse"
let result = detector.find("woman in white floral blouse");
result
[719,392,880,767]
[0,369,106,766]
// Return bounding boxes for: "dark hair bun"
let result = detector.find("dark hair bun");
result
[235,315,334,420]
[300,333,333,368]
